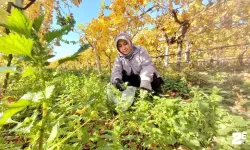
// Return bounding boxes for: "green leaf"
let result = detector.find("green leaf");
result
[81,127,89,144]
[43,25,71,43]
[0,99,31,126]
[21,92,42,103]
[22,66,35,77]
[57,44,90,67]
[216,124,232,135]
[189,139,200,147]
[19,86,54,103]
[33,14,45,32]
[152,128,162,134]
[47,121,59,144]
[45,85,55,99]
[122,135,136,141]
[0,33,34,58]
[72,44,90,56]
[0,66,16,73]
[232,116,249,128]
[97,140,105,147]
[6,9,32,37]
[143,139,154,147]
[57,55,80,67]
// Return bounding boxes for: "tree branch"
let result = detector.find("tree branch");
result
[171,10,182,24]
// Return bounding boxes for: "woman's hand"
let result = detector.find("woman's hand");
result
[114,78,126,91]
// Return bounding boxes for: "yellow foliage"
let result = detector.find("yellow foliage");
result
[58,0,250,70]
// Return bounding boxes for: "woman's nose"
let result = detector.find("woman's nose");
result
[121,45,126,50]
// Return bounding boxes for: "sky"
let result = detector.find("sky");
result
[49,0,111,61]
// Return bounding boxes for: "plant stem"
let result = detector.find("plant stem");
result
[38,65,47,150]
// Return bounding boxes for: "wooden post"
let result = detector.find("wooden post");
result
[164,45,169,67]
[210,58,214,65]
[176,39,182,70]
[196,49,200,66]
[185,40,190,63]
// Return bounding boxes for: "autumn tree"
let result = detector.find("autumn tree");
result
[152,0,250,68]
[78,0,156,73]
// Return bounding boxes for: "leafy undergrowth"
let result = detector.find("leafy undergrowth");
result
[185,70,250,119]
[0,70,249,150]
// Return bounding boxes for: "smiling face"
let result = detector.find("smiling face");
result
[117,39,132,55]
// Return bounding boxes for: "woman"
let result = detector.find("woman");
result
[111,32,164,95]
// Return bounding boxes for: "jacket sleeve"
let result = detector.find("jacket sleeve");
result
[139,47,156,90]
[111,56,123,84]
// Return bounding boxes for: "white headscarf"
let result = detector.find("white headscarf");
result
[114,33,134,59]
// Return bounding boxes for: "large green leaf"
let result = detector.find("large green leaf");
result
[0,33,34,57]
[47,121,59,144]
[72,44,90,56]
[20,85,55,103]
[0,99,31,126]
[57,55,80,67]
[57,44,90,67]
[45,85,55,99]
[6,9,32,37]
[33,14,45,33]
[43,25,71,43]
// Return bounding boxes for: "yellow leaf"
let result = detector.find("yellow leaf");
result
[194,0,202,9]
[192,19,197,27]
[247,3,250,11]
[232,15,240,22]
[101,0,105,8]
[175,0,180,5]
[143,0,149,6]
[70,0,82,7]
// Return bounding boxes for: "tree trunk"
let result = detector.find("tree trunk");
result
[93,47,101,73]
[3,2,13,92]
[109,57,112,75]
[3,0,24,92]
[239,46,248,66]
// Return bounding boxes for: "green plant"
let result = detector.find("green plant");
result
[162,74,190,96]
[0,9,87,150]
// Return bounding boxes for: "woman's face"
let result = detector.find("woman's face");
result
[117,39,131,55]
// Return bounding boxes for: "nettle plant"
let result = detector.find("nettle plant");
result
[0,9,76,149]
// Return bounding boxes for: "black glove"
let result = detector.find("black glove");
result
[114,78,125,91]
